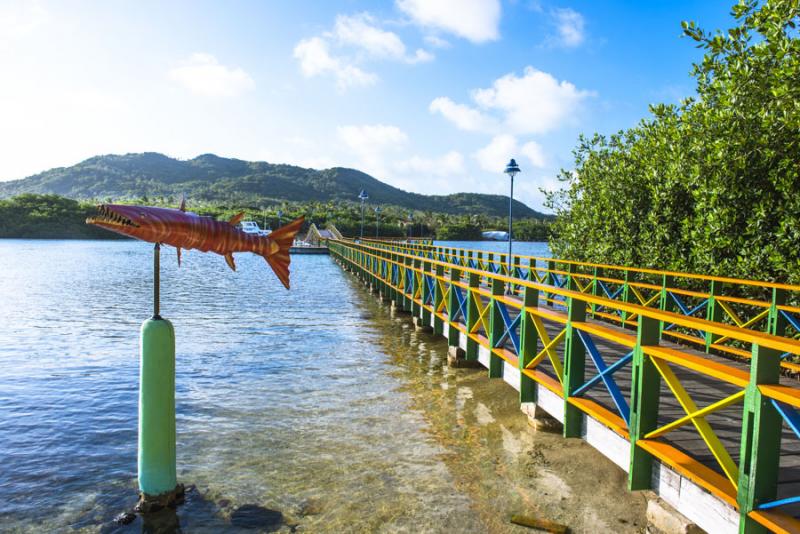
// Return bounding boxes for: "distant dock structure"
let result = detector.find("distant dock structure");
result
[290,223,342,254]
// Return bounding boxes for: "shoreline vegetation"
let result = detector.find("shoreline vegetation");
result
[0,194,553,242]
[546,1,800,285]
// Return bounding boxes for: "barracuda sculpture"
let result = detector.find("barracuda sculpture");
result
[86,199,304,289]
[86,199,306,513]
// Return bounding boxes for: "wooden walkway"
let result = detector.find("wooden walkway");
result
[330,239,800,533]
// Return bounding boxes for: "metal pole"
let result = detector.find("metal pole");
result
[360,200,365,239]
[154,243,160,319]
[375,212,379,238]
[508,175,514,274]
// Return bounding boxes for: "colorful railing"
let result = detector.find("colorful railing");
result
[362,239,800,374]
[330,239,800,533]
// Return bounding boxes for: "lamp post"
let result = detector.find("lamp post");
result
[358,190,368,240]
[374,206,381,238]
[408,212,413,239]
[277,209,283,228]
[504,159,521,275]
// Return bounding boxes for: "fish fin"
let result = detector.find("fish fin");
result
[262,216,304,289]
[229,212,245,226]
[177,247,182,267]
[224,253,236,271]
[179,195,186,212]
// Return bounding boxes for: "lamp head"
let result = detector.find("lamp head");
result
[358,189,369,201]
[504,158,521,178]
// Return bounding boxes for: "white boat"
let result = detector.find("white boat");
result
[482,230,509,241]
[239,221,271,237]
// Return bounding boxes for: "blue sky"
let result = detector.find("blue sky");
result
[0,0,734,211]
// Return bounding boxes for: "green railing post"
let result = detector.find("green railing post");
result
[621,270,632,325]
[591,266,603,319]
[499,254,507,277]
[737,344,782,533]
[563,296,587,438]
[488,277,505,378]
[412,258,422,317]
[628,315,661,490]
[403,256,413,312]
[546,260,556,305]
[705,280,723,352]
[519,286,539,403]
[487,252,494,275]
[447,267,461,347]
[768,288,787,338]
[659,274,675,340]
[433,264,444,336]
[512,256,521,293]
[567,263,577,291]
[421,260,432,327]
[465,272,480,361]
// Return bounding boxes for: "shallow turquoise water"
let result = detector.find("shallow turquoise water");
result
[0,239,647,533]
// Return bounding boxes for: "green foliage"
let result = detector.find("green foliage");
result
[0,152,548,219]
[436,221,483,240]
[0,194,552,241]
[0,194,126,239]
[547,0,800,284]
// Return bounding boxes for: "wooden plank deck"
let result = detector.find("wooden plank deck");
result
[455,289,800,518]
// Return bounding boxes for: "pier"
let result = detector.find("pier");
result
[329,238,800,534]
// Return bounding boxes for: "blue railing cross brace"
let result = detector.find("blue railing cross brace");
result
[664,293,707,338]
[778,310,800,359]
[595,280,625,317]
[425,276,436,305]
[452,287,467,321]
[755,400,800,510]
[493,302,521,354]
[574,331,631,426]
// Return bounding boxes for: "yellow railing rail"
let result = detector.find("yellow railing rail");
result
[330,239,800,533]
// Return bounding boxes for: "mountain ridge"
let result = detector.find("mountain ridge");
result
[0,152,549,218]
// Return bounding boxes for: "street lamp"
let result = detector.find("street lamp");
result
[374,206,381,238]
[407,212,413,239]
[358,190,369,239]
[277,209,283,228]
[504,158,521,275]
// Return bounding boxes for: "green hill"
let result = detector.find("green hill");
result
[0,152,548,218]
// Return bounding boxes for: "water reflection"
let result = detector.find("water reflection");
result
[0,240,645,533]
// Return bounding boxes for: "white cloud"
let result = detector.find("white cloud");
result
[429,96,497,133]
[397,0,501,43]
[552,8,585,47]
[474,134,517,173]
[474,135,546,172]
[293,36,377,90]
[0,0,48,45]
[424,35,450,49]
[395,150,465,176]
[337,124,408,177]
[435,66,593,135]
[473,67,593,134]
[294,13,433,90]
[334,13,406,60]
[169,53,255,97]
[520,140,546,168]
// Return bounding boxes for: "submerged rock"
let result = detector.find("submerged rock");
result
[113,511,136,525]
[299,497,324,516]
[230,504,284,531]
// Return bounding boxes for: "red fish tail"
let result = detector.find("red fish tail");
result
[262,216,304,289]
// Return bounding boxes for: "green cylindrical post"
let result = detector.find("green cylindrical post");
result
[138,317,177,497]
[488,277,505,378]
